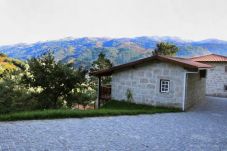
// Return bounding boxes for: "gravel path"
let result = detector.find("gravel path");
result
[0,96,227,151]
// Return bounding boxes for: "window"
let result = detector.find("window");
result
[225,66,227,73]
[160,79,170,93]
[224,85,227,91]
[199,70,207,78]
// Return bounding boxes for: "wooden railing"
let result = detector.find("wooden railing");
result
[100,85,111,100]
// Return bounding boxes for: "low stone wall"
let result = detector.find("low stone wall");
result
[205,63,227,97]
[185,73,206,109]
[111,62,186,109]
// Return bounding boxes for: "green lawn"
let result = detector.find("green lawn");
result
[0,100,181,121]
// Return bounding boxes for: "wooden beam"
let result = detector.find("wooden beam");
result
[96,76,101,109]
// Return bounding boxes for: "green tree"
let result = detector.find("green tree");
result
[90,53,113,72]
[22,52,87,109]
[90,53,112,85]
[152,42,179,56]
[0,70,39,114]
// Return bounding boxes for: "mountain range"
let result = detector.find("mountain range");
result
[0,36,227,69]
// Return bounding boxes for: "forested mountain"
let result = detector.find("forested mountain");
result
[0,36,226,68]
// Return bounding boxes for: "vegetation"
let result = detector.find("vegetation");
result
[71,82,96,110]
[0,70,39,114]
[152,42,179,56]
[0,51,113,114]
[22,52,87,109]
[0,53,25,75]
[126,89,133,103]
[0,100,180,121]
[0,52,96,114]
[90,52,113,72]
[90,52,113,85]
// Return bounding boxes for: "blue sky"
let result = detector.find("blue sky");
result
[0,0,227,45]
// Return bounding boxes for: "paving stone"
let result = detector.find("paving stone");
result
[0,96,227,151]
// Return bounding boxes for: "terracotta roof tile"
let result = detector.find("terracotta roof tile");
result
[191,54,227,62]
[164,56,212,68]
[91,55,212,76]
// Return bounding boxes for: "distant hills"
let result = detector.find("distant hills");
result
[0,36,226,69]
[0,53,24,74]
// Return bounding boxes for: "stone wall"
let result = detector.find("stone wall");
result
[111,61,186,109]
[185,73,206,109]
[205,63,227,97]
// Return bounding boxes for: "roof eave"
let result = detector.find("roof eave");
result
[90,55,212,77]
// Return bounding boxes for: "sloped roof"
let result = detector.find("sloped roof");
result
[191,54,227,62]
[91,55,212,76]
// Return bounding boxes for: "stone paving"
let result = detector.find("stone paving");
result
[0,96,227,151]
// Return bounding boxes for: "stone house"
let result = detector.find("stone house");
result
[91,55,212,111]
[191,54,227,97]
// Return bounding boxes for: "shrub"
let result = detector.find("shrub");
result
[70,83,96,109]
[126,88,133,102]
[0,71,39,114]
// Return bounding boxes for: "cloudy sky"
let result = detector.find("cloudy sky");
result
[0,0,227,45]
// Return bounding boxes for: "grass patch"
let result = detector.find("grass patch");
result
[0,100,181,121]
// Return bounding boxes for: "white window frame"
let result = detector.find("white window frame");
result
[160,79,170,93]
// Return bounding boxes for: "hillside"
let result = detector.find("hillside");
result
[0,36,226,68]
[0,53,24,74]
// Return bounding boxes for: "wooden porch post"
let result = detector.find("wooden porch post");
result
[96,76,101,109]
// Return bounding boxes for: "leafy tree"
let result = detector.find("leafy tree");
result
[90,53,112,85]
[0,70,39,114]
[152,42,179,56]
[90,53,113,72]
[22,52,87,109]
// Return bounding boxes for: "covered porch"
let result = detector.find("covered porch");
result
[96,76,112,108]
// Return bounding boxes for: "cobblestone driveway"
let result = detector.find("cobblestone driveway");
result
[0,96,227,151]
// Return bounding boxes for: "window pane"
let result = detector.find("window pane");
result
[160,79,170,93]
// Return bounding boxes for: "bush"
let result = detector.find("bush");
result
[126,89,133,102]
[0,71,39,114]
[67,83,96,109]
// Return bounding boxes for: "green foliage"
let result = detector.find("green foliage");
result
[0,100,181,121]
[90,52,113,71]
[0,53,25,75]
[125,89,133,102]
[90,52,113,85]
[75,90,94,110]
[22,52,87,109]
[67,81,96,109]
[0,71,39,114]
[152,42,179,56]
